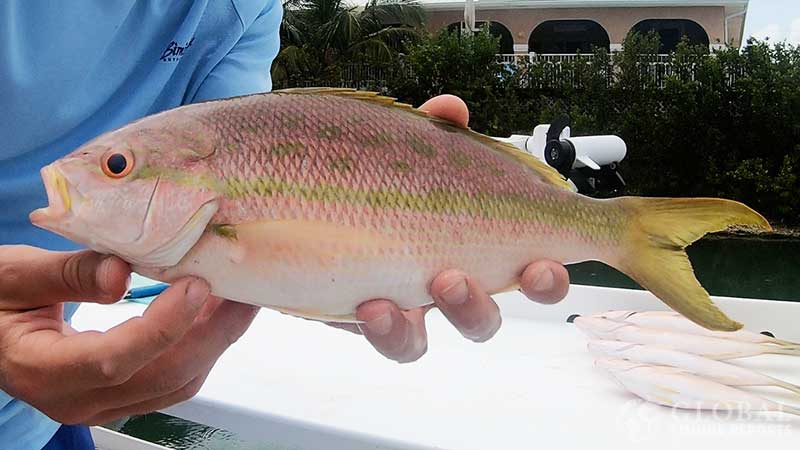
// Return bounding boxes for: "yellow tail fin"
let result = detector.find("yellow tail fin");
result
[613,197,771,332]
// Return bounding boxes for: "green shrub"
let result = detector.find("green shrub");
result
[387,27,527,135]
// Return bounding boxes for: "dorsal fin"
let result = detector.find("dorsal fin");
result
[273,87,424,116]
[272,88,573,190]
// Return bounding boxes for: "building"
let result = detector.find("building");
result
[420,0,749,55]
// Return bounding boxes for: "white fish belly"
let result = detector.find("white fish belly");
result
[138,230,437,317]
[136,223,599,320]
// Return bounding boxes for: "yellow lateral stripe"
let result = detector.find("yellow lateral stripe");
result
[222,176,622,237]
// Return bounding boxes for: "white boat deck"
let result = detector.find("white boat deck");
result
[73,275,800,449]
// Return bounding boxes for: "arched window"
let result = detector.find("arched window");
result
[528,20,610,54]
[447,21,514,54]
[631,19,710,53]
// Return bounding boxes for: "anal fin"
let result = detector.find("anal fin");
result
[266,304,361,324]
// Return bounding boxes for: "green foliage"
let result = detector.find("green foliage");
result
[726,154,800,220]
[606,36,800,225]
[387,26,522,134]
[272,0,425,88]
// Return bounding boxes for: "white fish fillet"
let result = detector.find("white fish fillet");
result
[589,340,800,395]
[595,358,800,416]
[595,310,799,347]
[574,317,800,360]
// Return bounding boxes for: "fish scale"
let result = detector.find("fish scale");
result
[192,91,622,305]
[31,88,771,329]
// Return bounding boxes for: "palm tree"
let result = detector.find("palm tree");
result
[272,0,426,87]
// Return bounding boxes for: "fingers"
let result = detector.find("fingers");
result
[84,298,258,411]
[144,298,258,397]
[419,95,469,128]
[351,260,568,362]
[82,371,210,426]
[0,245,131,309]
[356,300,428,363]
[429,270,502,342]
[15,295,255,425]
[519,260,570,305]
[49,278,211,387]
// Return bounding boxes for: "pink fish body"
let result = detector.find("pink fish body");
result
[30,89,770,329]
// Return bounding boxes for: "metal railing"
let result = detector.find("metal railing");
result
[496,53,672,64]
[337,63,393,89]
[324,53,739,90]
[496,53,702,89]
[497,53,597,64]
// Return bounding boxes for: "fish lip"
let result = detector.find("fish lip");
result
[30,165,73,225]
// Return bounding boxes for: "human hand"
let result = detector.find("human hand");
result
[331,95,571,363]
[0,245,258,425]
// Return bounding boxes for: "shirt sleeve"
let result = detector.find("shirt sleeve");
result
[189,0,282,103]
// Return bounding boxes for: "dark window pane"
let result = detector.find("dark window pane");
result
[529,20,610,54]
[631,19,710,52]
[447,21,514,54]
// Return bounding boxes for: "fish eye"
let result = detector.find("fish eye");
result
[101,150,134,178]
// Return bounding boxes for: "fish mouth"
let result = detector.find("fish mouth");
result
[30,165,77,226]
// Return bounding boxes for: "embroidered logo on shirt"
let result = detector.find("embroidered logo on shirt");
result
[160,37,195,62]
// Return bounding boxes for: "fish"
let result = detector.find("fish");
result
[574,317,800,359]
[595,358,800,417]
[589,340,800,395]
[594,310,800,348]
[29,88,771,330]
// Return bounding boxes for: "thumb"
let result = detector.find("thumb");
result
[419,95,469,128]
[0,245,131,309]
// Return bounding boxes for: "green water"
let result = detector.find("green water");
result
[569,235,800,302]
[113,413,274,450]
[113,236,800,449]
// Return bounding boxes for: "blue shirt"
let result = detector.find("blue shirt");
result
[0,1,281,448]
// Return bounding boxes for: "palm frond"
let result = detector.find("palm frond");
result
[318,6,361,51]
[361,0,425,28]
[277,0,425,82]
[361,26,421,50]
[346,38,394,62]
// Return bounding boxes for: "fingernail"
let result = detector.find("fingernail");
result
[97,256,115,290]
[439,277,468,305]
[97,255,125,300]
[186,278,210,308]
[530,267,555,292]
[364,312,393,336]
